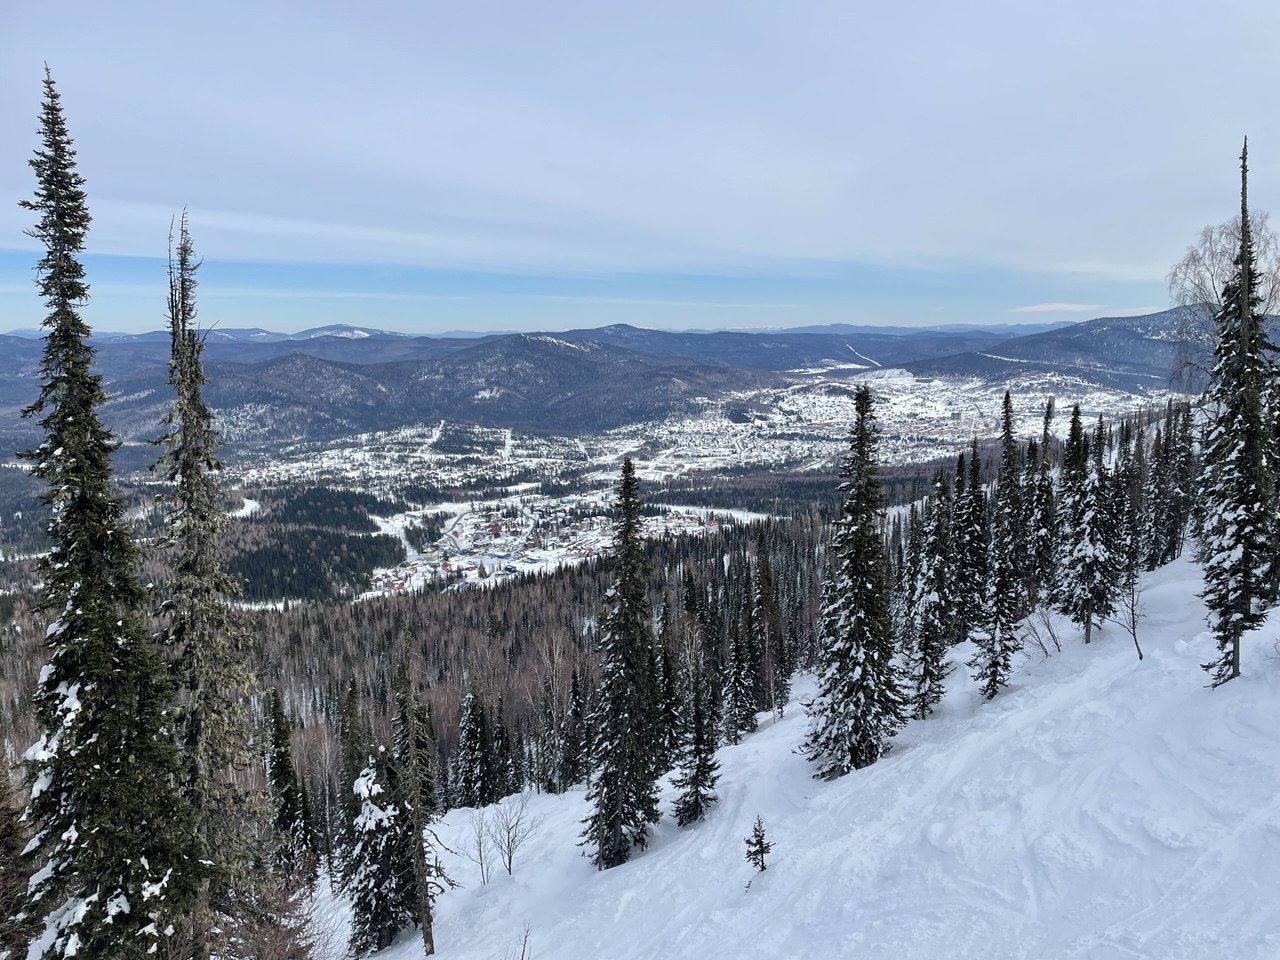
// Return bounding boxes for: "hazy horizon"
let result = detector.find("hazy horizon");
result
[3,1,1276,334]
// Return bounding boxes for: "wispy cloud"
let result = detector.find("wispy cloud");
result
[1010,303,1103,314]
[6,0,1271,332]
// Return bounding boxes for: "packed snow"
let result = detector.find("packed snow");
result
[337,556,1280,959]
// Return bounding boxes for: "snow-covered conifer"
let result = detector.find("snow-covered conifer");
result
[1026,401,1059,604]
[802,385,905,778]
[19,69,198,960]
[1058,423,1119,644]
[744,816,773,872]
[348,747,419,956]
[972,392,1024,699]
[154,213,264,958]
[1199,142,1277,686]
[672,652,721,827]
[558,669,589,791]
[722,619,758,744]
[953,440,990,643]
[583,458,660,870]
[392,673,453,955]
[909,473,954,718]
[580,459,661,868]
[454,689,488,808]
[268,689,315,876]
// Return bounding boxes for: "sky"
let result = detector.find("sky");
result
[2,0,1279,335]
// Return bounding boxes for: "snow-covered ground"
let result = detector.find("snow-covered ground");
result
[223,373,1172,493]
[348,556,1280,960]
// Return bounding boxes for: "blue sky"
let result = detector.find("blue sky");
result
[2,0,1278,335]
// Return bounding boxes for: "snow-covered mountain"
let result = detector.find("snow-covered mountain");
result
[336,556,1280,960]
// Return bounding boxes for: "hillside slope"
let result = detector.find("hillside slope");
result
[357,556,1280,960]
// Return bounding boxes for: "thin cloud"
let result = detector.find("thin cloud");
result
[1010,303,1103,313]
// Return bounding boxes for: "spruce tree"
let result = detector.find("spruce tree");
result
[744,816,773,872]
[802,385,905,778]
[752,531,789,716]
[267,689,313,876]
[19,68,197,960]
[491,695,513,801]
[337,678,370,866]
[954,440,990,641]
[895,503,924,673]
[908,472,954,719]
[1059,421,1119,644]
[972,392,1024,699]
[655,635,683,773]
[454,689,488,808]
[391,672,452,956]
[1200,141,1277,686]
[558,669,588,791]
[722,619,757,745]
[534,676,561,794]
[671,652,721,827]
[1027,401,1059,604]
[580,458,660,869]
[348,746,419,956]
[154,213,263,959]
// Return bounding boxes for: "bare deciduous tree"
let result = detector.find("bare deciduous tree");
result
[465,810,494,886]
[1108,573,1146,662]
[485,791,544,877]
[1024,606,1062,659]
[1168,211,1280,389]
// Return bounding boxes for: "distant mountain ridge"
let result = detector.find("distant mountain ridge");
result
[0,312,1194,451]
[901,307,1206,391]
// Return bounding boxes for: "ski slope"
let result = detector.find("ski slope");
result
[357,556,1280,960]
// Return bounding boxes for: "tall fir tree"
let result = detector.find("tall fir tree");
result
[671,650,721,827]
[972,392,1024,699]
[267,689,313,876]
[802,385,905,778]
[908,472,954,718]
[534,675,562,794]
[391,670,452,956]
[153,213,263,960]
[655,629,684,773]
[19,69,198,960]
[348,746,419,956]
[1059,420,1119,643]
[1027,401,1059,605]
[894,502,924,670]
[558,668,588,791]
[337,678,371,865]
[722,618,758,745]
[954,440,990,642]
[752,530,790,716]
[491,695,514,801]
[581,458,660,869]
[1199,141,1278,686]
[454,689,488,808]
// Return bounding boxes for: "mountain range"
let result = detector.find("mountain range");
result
[0,310,1200,451]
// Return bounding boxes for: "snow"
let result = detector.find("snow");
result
[352,556,1280,960]
[227,496,260,518]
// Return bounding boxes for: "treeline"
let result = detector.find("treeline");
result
[805,145,1270,779]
